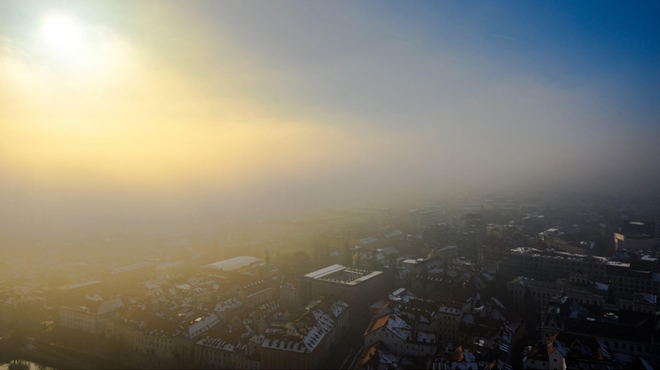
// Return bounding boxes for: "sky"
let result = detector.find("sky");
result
[0,1,659,231]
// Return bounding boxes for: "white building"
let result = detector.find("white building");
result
[59,297,124,335]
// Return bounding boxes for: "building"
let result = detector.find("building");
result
[541,296,660,367]
[106,308,184,363]
[429,245,460,261]
[300,264,386,319]
[614,221,657,251]
[259,298,349,369]
[437,301,464,344]
[498,248,660,296]
[280,278,301,308]
[507,275,608,313]
[363,313,438,357]
[195,327,261,370]
[59,296,124,335]
[353,341,403,370]
[213,297,245,321]
[498,248,608,283]
[55,280,104,301]
[399,298,438,333]
[228,278,273,308]
[540,228,596,254]
[523,332,620,370]
[203,256,264,274]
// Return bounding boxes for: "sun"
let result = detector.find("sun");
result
[41,14,91,66]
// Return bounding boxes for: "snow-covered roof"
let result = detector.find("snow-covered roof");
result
[439,305,462,316]
[186,313,220,339]
[204,256,264,272]
[389,288,415,303]
[303,265,383,286]
[304,264,345,279]
[359,236,379,245]
[198,336,235,352]
[594,282,609,291]
[98,298,124,315]
[330,300,349,318]
[214,297,243,312]
[436,245,457,253]
[58,280,102,291]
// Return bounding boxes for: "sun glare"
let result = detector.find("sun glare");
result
[41,14,93,66]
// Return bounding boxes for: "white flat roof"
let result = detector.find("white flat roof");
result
[304,264,383,286]
[304,264,345,279]
[59,280,102,291]
[204,256,264,271]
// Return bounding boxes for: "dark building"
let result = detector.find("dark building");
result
[614,221,657,251]
[299,264,386,319]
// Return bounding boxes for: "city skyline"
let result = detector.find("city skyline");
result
[1,4,660,368]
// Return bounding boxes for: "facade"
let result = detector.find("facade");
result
[437,301,464,344]
[59,297,124,335]
[223,275,274,308]
[240,280,274,308]
[195,333,261,370]
[507,275,608,313]
[498,248,608,282]
[107,312,182,361]
[106,309,222,365]
[539,227,595,255]
[498,248,660,296]
[280,278,301,308]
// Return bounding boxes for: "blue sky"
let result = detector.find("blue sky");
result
[182,1,660,130]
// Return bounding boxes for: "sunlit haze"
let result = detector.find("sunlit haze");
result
[0,0,659,228]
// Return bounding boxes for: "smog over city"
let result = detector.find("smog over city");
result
[1,1,659,370]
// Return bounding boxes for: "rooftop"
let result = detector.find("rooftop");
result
[618,221,656,238]
[510,247,608,263]
[204,256,264,272]
[303,264,383,286]
[58,280,102,291]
